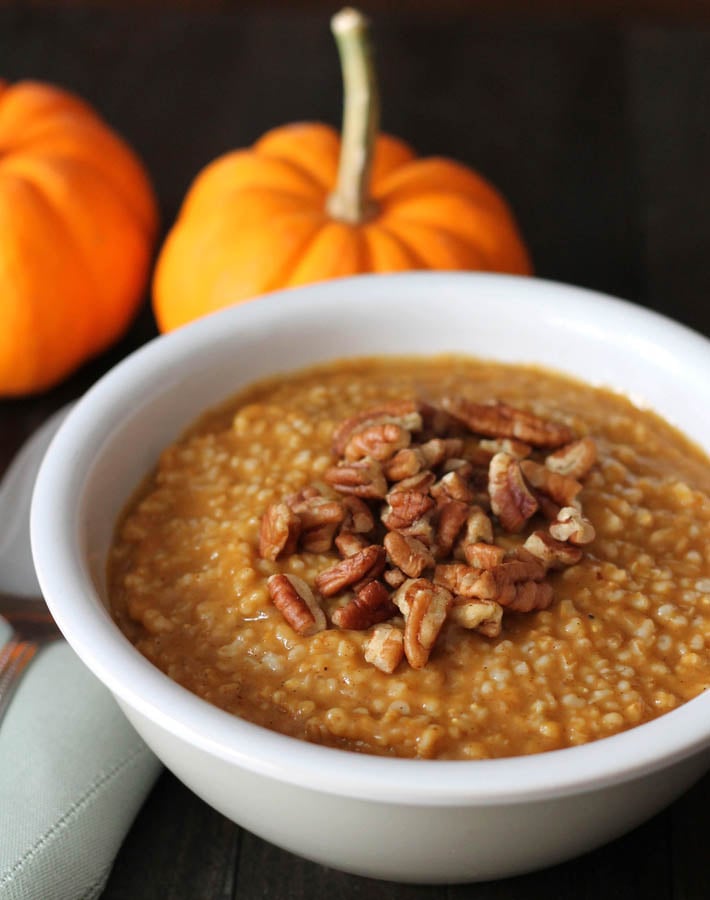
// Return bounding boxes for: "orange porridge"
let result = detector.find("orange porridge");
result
[108,356,710,759]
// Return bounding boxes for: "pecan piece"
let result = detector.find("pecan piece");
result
[442,398,573,448]
[364,623,405,674]
[393,578,453,669]
[549,506,596,545]
[343,423,411,462]
[381,490,435,530]
[419,437,464,468]
[267,574,326,635]
[300,523,340,554]
[335,531,369,557]
[488,452,539,533]
[331,580,395,630]
[434,563,487,598]
[258,503,301,561]
[463,542,505,569]
[546,436,597,479]
[384,567,407,589]
[331,402,422,455]
[520,460,582,507]
[479,437,533,459]
[460,506,494,546]
[449,597,503,636]
[388,471,436,494]
[434,499,471,558]
[431,469,477,504]
[384,531,435,578]
[340,496,376,534]
[398,515,435,548]
[325,459,388,499]
[503,580,554,613]
[315,545,387,597]
[524,530,583,569]
[383,447,426,481]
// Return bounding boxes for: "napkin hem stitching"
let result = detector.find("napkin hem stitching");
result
[0,743,151,887]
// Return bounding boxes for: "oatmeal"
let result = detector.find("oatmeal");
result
[108,356,710,759]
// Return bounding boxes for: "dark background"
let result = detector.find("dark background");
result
[0,3,709,898]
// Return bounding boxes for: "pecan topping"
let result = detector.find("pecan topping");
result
[431,469,476,504]
[335,531,369,557]
[442,398,573,448]
[259,503,301,561]
[340,496,375,534]
[384,531,435,578]
[434,563,486,598]
[503,580,554,613]
[267,574,326,635]
[488,452,539,532]
[463,542,505,569]
[315,545,386,597]
[364,623,405,674]
[434,499,471,558]
[546,436,597,479]
[420,437,464,467]
[300,522,339,554]
[388,471,436,494]
[331,581,395,630]
[460,506,494,546]
[398,579,453,669]
[384,447,425,481]
[449,598,503,636]
[479,437,532,459]
[384,567,407,588]
[520,459,582,507]
[381,490,435,530]
[549,506,596,545]
[325,459,388,499]
[331,402,422,455]
[524,530,583,569]
[343,423,411,462]
[287,496,344,531]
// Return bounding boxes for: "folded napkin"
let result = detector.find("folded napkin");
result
[0,409,161,900]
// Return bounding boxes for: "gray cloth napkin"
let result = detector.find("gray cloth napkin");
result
[0,408,161,900]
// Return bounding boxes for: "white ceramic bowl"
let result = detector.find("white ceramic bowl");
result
[31,273,710,883]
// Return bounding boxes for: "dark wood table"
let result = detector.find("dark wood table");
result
[1,8,709,898]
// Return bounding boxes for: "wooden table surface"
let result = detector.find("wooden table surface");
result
[1,7,709,898]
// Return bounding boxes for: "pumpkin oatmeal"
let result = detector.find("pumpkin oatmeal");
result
[108,356,710,759]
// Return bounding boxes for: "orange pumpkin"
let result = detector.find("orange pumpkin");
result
[0,80,159,395]
[153,8,531,333]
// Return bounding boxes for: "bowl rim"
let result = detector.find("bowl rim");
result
[31,271,710,806]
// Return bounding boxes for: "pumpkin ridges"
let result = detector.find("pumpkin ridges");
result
[3,152,154,355]
[0,173,96,393]
[376,216,488,271]
[255,123,341,190]
[364,221,428,271]
[383,193,531,275]
[369,133,417,185]
[284,221,367,287]
[179,151,324,222]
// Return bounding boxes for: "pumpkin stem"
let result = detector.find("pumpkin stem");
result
[327,7,379,224]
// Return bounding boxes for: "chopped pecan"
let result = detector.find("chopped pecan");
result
[460,506,494,546]
[284,485,322,507]
[524,530,583,569]
[434,563,486,598]
[331,580,395,630]
[503,580,554,613]
[383,447,426,481]
[463,541,505,569]
[343,423,411,462]
[546,436,597,479]
[549,506,596,545]
[388,471,436,494]
[300,522,339,554]
[533,490,562,521]
[335,531,369,557]
[364,623,405,674]
[267,574,326,635]
[381,490,435,530]
[520,460,582,507]
[442,398,573,448]
[340,496,376,534]
[488,452,539,532]
[259,503,301,561]
[325,459,388,499]
[431,469,477,504]
[331,402,422,455]
[479,437,533,459]
[418,401,462,438]
[384,567,407,588]
[434,499,471,558]
[287,496,344,530]
[398,515,435,547]
[420,437,464,467]
[315,545,387,597]
[384,531,435,578]
[449,597,503,636]
[394,578,453,669]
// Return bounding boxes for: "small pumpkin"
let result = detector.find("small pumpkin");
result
[0,80,159,395]
[153,8,531,333]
